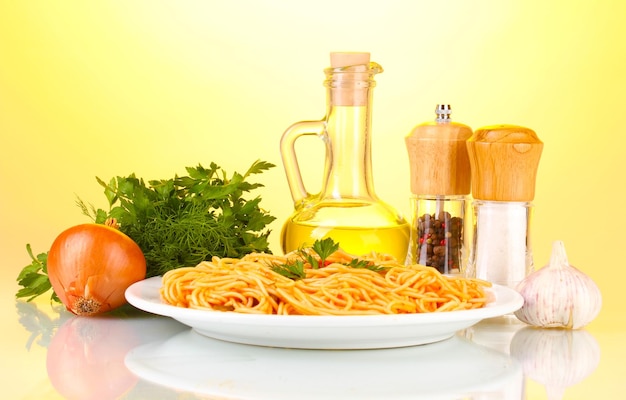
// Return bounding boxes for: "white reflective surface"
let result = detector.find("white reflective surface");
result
[6,298,616,400]
[126,329,523,399]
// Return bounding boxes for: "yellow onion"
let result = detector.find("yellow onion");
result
[47,223,146,316]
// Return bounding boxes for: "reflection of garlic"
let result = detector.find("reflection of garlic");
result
[510,328,600,400]
[514,240,601,329]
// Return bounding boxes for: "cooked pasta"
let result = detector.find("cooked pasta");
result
[160,249,492,315]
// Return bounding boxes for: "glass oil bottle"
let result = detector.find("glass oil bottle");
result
[405,104,472,274]
[280,52,410,261]
[466,125,543,288]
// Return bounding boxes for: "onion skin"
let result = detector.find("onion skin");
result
[47,223,146,316]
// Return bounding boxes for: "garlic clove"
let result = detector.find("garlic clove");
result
[514,240,602,329]
[510,327,600,400]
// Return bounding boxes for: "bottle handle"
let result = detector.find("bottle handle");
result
[280,120,326,205]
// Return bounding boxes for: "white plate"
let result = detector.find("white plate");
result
[125,331,523,400]
[125,276,523,349]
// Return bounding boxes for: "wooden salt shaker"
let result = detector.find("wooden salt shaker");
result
[404,105,472,274]
[467,125,543,202]
[466,124,543,287]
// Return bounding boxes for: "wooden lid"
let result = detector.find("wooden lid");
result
[466,124,543,201]
[405,114,473,195]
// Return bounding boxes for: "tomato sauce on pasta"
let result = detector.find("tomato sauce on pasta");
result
[160,249,492,315]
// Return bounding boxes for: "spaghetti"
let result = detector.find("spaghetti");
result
[160,249,492,315]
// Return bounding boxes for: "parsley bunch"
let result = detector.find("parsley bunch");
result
[78,160,276,277]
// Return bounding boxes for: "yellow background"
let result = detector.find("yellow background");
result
[3,1,625,323]
[1,2,625,396]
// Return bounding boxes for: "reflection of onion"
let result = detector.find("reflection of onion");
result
[46,315,140,400]
[510,328,600,400]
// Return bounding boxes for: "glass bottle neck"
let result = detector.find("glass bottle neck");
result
[320,71,377,201]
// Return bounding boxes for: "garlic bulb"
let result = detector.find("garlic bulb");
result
[510,327,600,400]
[514,240,601,329]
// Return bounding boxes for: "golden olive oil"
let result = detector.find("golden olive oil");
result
[281,202,410,262]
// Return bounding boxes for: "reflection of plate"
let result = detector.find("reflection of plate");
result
[125,331,523,400]
[126,277,523,349]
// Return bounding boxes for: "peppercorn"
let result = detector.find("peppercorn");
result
[415,211,464,274]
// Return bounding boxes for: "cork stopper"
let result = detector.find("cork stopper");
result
[330,52,370,68]
[405,105,473,195]
[466,124,543,201]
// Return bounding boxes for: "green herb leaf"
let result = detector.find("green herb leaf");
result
[271,260,306,280]
[312,237,339,264]
[16,244,59,303]
[346,258,387,272]
[245,160,275,176]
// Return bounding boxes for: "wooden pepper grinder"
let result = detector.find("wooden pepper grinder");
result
[466,124,543,287]
[405,104,472,274]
